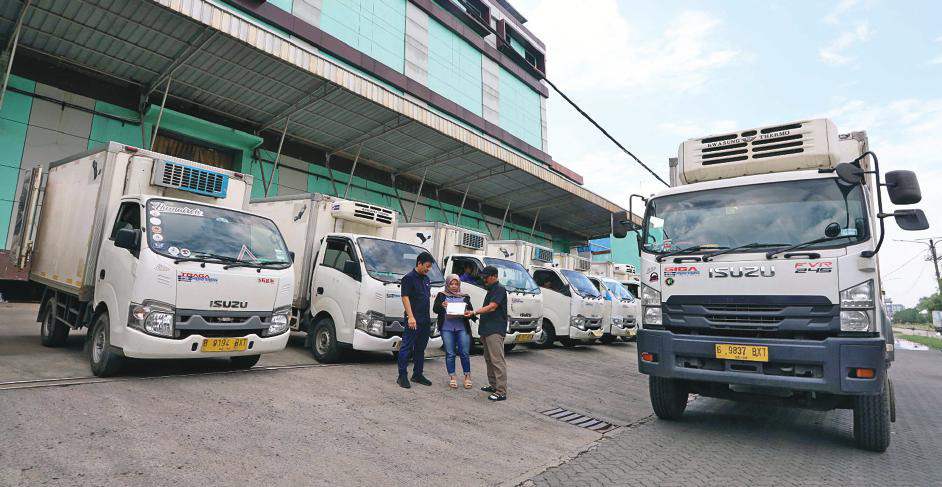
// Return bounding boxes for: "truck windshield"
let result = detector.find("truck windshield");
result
[145,199,289,267]
[560,270,601,298]
[483,257,540,293]
[604,280,634,302]
[357,237,445,285]
[642,178,868,255]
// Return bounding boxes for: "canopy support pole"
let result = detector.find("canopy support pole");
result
[0,0,32,111]
[342,144,363,199]
[530,208,541,237]
[498,200,512,239]
[455,183,471,225]
[149,76,172,149]
[435,189,449,225]
[325,154,340,197]
[409,168,428,223]
[390,174,409,222]
[264,116,289,197]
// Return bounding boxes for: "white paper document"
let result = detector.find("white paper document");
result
[446,301,466,315]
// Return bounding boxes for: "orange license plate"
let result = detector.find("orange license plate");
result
[714,344,768,362]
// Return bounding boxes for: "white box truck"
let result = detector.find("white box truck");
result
[621,119,929,451]
[487,240,604,347]
[14,142,295,376]
[248,194,444,362]
[388,223,543,351]
[587,274,639,343]
[590,261,641,339]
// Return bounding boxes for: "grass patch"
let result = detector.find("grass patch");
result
[895,323,936,332]
[899,334,942,350]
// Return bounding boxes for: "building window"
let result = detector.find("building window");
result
[151,132,236,170]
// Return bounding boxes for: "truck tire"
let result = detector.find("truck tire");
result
[533,322,555,348]
[559,337,577,348]
[853,379,891,452]
[599,334,616,345]
[311,317,342,363]
[504,343,516,353]
[649,376,688,420]
[88,312,124,377]
[40,296,69,347]
[230,355,260,369]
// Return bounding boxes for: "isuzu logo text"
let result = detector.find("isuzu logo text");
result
[709,266,775,278]
[209,300,248,308]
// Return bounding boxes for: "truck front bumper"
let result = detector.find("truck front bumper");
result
[119,328,289,359]
[352,329,443,352]
[637,329,887,395]
[607,322,633,337]
[569,326,603,340]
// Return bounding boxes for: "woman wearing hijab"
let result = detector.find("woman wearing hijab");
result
[433,274,476,389]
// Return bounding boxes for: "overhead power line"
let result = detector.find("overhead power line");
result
[543,77,670,187]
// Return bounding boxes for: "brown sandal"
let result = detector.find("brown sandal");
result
[463,376,472,389]
[449,377,458,389]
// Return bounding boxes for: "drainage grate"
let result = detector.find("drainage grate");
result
[541,407,619,433]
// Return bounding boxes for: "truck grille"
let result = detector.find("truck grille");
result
[663,295,838,338]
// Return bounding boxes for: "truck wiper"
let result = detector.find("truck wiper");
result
[223,260,291,270]
[655,244,727,263]
[701,242,790,262]
[173,252,240,265]
[765,236,851,259]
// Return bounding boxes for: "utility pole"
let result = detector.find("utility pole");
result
[895,238,942,293]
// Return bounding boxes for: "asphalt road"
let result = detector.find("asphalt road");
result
[2,301,941,486]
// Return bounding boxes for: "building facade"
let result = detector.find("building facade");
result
[0,0,625,280]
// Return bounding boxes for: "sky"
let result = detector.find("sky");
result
[513,0,942,307]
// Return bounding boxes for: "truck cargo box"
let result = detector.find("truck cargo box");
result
[28,142,252,299]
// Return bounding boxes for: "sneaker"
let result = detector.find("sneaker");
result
[488,393,507,401]
[481,385,497,393]
[411,375,432,386]
[397,376,411,389]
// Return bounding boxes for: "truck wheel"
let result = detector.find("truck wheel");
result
[88,312,124,377]
[40,296,69,347]
[559,337,577,348]
[853,379,891,452]
[649,376,688,420]
[230,355,260,369]
[533,322,555,348]
[504,343,516,353]
[599,334,616,344]
[311,317,342,363]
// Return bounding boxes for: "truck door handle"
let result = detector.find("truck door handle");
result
[99,269,105,280]
[316,287,324,295]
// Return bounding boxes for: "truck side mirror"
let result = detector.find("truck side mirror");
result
[288,251,296,263]
[342,260,361,280]
[885,170,921,205]
[835,163,865,185]
[612,211,635,239]
[114,228,140,253]
[893,209,929,231]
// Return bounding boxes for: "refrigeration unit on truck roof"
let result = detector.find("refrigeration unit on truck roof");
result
[487,240,554,266]
[554,252,591,272]
[330,200,396,227]
[674,118,852,185]
[392,222,488,260]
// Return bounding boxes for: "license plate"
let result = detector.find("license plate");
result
[715,344,768,362]
[591,329,603,338]
[516,333,534,343]
[201,337,249,352]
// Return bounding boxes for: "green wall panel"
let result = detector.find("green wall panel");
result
[498,66,542,149]
[0,75,35,248]
[87,101,147,150]
[427,18,483,117]
[321,0,406,73]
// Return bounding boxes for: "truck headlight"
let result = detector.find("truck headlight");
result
[840,310,871,332]
[641,285,661,306]
[612,317,623,326]
[840,280,874,308]
[265,306,291,337]
[128,301,175,338]
[355,311,386,337]
[570,316,587,330]
[644,307,662,326]
[840,280,875,332]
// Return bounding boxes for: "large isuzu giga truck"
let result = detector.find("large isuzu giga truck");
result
[12,143,295,376]
[617,119,928,452]
[248,194,444,362]
[388,223,543,352]
[495,242,604,347]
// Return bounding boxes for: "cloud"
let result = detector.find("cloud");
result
[825,0,859,24]
[819,22,872,65]
[518,1,741,94]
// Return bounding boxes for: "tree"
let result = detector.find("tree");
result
[892,307,929,324]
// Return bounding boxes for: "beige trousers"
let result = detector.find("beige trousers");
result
[480,334,507,396]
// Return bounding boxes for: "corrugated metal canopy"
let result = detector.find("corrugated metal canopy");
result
[0,0,629,238]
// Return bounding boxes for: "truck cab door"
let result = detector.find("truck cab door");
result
[95,200,142,336]
[311,237,361,344]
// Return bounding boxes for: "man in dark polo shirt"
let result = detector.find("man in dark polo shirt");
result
[467,265,508,401]
[397,251,435,389]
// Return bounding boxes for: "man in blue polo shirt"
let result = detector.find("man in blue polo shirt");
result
[397,251,435,388]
